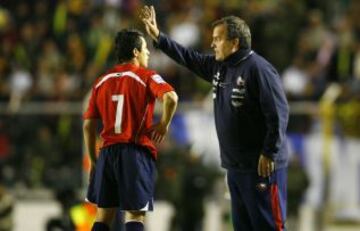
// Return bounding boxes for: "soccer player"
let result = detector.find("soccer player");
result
[141,6,289,231]
[83,29,178,231]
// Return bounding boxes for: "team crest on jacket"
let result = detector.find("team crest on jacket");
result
[236,76,245,86]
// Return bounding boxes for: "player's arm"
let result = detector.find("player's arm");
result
[160,91,178,127]
[140,5,216,82]
[150,91,178,143]
[83,119,97,166]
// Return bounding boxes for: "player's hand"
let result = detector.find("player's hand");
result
[140,5,160,42]
[257,154,275,177]
[148,122,168,143]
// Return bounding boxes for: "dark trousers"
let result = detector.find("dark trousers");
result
[227,168,287,231]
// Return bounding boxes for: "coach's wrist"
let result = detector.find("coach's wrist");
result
[153,29,160,42]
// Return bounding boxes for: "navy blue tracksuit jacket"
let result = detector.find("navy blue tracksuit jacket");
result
[155,33,289,170]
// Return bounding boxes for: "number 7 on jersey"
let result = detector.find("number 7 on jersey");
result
[112,95,124,134]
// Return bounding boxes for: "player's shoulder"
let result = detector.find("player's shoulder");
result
[134,66,166,85]
[91,66,119,88]
[135,66,157,78]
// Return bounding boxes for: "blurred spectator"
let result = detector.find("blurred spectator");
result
[168,11,200,48]
[282,55,312,100]
[303,10,329,53]
[0,8,10,32]
[354,37,360,81]
[0,182,13,231]
[175,151,219,231]
[46,188,77,231]
[156,141,220,231]
[287,165,309,230]
[327,15,356,83]
[0,123,10,164]
[0,56,10,101]
[7,65,33,112]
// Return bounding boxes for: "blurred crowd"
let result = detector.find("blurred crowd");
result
[0,0,358,105]
[1,0,360,229]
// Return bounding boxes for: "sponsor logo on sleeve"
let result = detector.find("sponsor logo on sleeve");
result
[151,74,166,84]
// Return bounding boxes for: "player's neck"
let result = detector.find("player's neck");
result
[121,59,140,67]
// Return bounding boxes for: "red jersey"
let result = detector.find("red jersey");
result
[83,63,174,159]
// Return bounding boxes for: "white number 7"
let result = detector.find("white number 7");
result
[112,95,124,134]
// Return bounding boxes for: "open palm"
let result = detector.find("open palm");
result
[140,5,160,41]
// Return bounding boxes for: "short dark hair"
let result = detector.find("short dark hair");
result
[115,29,144,63]
[212,16,251,49]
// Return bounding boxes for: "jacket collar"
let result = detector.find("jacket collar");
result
[223,48,253,66]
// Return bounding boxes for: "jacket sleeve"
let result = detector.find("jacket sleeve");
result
[154,32,216,83]
[255,63,289,159]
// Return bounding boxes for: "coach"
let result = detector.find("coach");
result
[141,5,289,231]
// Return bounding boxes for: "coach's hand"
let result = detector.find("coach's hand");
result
[257,154,275,177]
[148,122,168,143]
[140,5,160,42]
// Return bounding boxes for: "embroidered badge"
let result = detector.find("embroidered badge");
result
[236,76,245,86]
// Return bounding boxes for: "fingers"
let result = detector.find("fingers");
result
[139,6,150,20]
[140,6,156,30]
[141,18,151,27]
[144,6,151,19]
[257,157,275,177]
[141,5,153,20]
[140,5,156,23]
[150,130,164,143]
[148,122,167,143]
[151,5,156,20]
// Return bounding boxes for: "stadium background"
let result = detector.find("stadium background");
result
[0,0,360,230]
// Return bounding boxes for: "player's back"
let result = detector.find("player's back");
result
[93,63,155,147]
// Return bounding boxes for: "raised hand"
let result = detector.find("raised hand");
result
[140,5,160,42]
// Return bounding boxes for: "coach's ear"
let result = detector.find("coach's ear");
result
[232,38,240,52]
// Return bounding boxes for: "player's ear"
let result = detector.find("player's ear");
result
[133,48,140,58]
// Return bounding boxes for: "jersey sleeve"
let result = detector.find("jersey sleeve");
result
[83,87,100,119]
[148,73,174,99]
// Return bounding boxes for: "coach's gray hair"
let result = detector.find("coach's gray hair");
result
[212,16,251,49]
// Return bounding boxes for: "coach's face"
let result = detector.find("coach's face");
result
[138,37,150,67]
[211,24,239,61]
